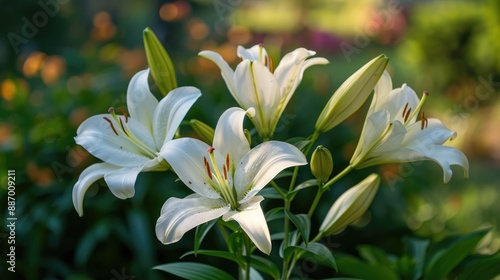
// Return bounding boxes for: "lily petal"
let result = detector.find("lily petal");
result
[367,70,393,117]
[274,48,328,104]
[160,138,223,199]
[198,50,238,101]
[103,165,148,199]
[72,162,119,216]
[75,115,153,167]
[351,110,391,165]
[156,194,230,244]
[223,196,271,254]
[235,141,307,203]
[213,107,251,167]
[237,45,268,65]
[233,60,280,135]
[152,86,201,150]
[126,69,159,130]
[422,145,469,183]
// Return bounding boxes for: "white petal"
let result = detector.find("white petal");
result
[213,107,250,167]
[72,163,119,216]
[367,70,393,117]
[126,69,159,130]
[351,110,391,166]
[75,115,152,167]
[403,119,469,183]
[156,195,230,244]
[103,165,145,199]
[274,48,328,106]
[234,141,307,203]
[233,60,281,135]
[198,50,238,101]
[152,86,201,150]
[223,196,271,254]
[237,44,268,65]
[160,138,222,199]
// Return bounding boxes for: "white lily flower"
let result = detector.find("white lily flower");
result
[73,69,201,216]
[199,44,328,139]
[350,71,469,183]
[156,107,307,254]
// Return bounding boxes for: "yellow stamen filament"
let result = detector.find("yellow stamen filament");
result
[206,147,238,207]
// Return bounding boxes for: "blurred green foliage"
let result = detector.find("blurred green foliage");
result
[1,0,499,279]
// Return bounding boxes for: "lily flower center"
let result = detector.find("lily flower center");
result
[257,44,274,73]
[103,107,157,158]
[203,147,239,209]
[402,91,429,127]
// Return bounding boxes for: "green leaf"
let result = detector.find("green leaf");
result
[285,211,311,245]
[265,207,284,222]
[403,237,430,280]
[357,245,395,268]
[194,220,217,254]
[143,27,177,96]
[259,187,283,199]
[458,252,500,280]
[181,250,239,264]
[284,242,337,271]
[154,262,235,280]
[250,255,281,280]
[227,231,243,255]
[424,229,489,280]
[286,179,319,199]
[279,230,299,259]
[286,137,311,152]
[335,253,399,280]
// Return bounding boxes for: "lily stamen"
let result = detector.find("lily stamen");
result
[103,117,119,136]
[405,91,429,126]
[118,107,129,123]
[404,108,411,123]
[203,157,212,180]
[421,111,428,130]
[402,103,409,118]
[119,118,129,136]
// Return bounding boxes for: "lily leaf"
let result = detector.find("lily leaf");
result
[143,27,177,95]
[458,252,500,280]
[335,253,398,280]
[250,255,281,280]
[194,219,217,255]
[154,262,235,280]
[284,242,337,271]
[424,229,489,280]
[287,179,318,199]
[285,211,311,245]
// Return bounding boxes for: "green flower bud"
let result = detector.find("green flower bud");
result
[143,27,177,96]
[190,119,214,144]
[310,145,333,184]
[319,173,380,236]
[315,54,388,132]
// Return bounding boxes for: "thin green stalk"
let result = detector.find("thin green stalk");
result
[282,130,321,279]
[322,164,354,190]
[270,180,286,199]
[307,185,324,217]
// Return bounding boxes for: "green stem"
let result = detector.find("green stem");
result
[270,180,286,199]
[282,130,321,279]
[307,185,324,218]
[322,165,354,190]
[240,233,252,280]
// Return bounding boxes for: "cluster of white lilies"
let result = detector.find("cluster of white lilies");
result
[72,30,468,278]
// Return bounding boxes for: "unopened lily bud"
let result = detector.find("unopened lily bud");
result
[143,27,177,96]
[315,54,388,132]
[310,145,333,184]
[244,129,252,146]
[190,119,214,144]
[319,173,380,236]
